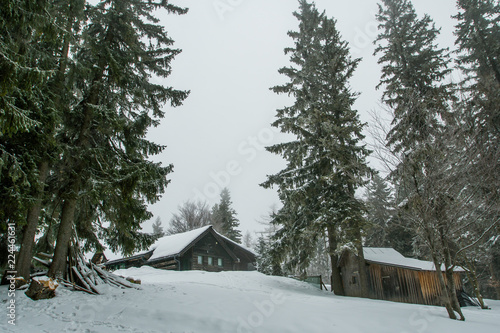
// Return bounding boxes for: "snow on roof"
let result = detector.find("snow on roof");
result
[363,247,463,272]
[103,225,254,265]
[148,225,212,261]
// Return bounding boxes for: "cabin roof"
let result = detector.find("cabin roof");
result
[105,225,255,266]
[103,250,153,266]
[149,226,212,260]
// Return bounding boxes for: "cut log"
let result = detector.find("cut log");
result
[93,265,139,289]
[37,252,54,259]
[72,266,100,294]
[14,277,28,289]
[125,277,141,285]
[33,256,52,268]
[59,278,98,295]
[25,277,59,300]
[49,232,142,295]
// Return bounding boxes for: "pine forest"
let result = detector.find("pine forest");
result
[1,0,499,325]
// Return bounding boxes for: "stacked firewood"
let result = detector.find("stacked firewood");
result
[32,239,139,296]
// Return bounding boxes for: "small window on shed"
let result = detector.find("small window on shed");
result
[217,258,223,267]
[351,275,358,285]
[208,257,213,265]
[197,255,203,265]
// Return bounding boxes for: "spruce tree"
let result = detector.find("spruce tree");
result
[255,234,282,276]
[454,0,499,219]
[364,174,394,248]
[48,0,189,277]
[455,0,500,86]
[0,0,50,136]
[454,0,500,305]
[242,231,253,249]
[211,188,242,243]
[0,0,80,281]
[0,0,51,227]
[255,235,273,275]
[363,174,415,257]
[375,0,453,153]
[261,0,371,296]
[375,0,463,320]
[152,217,165,239]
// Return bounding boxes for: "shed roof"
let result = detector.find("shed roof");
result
[362,247,464,272]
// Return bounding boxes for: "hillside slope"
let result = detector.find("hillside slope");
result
[2,267,499,332]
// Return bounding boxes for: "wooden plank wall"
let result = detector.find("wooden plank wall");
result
[368,265,424,304]
[366,263,462,306]
[149,259,178,270]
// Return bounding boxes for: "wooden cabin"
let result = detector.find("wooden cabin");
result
[338,247,463,306]
[104,226,256,272]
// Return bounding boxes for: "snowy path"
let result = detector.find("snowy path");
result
[1,267,499,332]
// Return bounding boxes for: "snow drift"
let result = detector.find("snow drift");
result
[1,267,499,332]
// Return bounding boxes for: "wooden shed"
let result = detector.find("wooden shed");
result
[104,226,256,272]
[338,247,463,306]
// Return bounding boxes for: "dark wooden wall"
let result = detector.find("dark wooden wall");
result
[341,253,463,306]
[190,233,234,272]
[148,258,179,270]
[106,256,148,271]
[368,264,424,304]
[106,231,256,273]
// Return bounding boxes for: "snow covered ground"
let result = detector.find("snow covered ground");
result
[2,267,499,332]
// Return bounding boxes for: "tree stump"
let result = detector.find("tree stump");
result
[25,277,59,300]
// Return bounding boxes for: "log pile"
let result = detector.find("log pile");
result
[32,238,140,295]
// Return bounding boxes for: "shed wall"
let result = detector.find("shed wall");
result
[341,253,463,306]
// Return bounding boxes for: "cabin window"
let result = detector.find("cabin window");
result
[351,275,358,285]
[197,255,203,265]
[217,258,223,267]
[208,257,213,265]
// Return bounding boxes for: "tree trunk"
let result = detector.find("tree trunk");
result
[490,262,500,300]
[431,253,457,320]
[463,257,487,309]
[355,239,370,298]
[445,267,465,320]
[47,194,78,279]
[22,2,77,281]
[440,227,465,320]
[443,263,464,320]
[327,225,344,295]
[16,160,50,281]
[48,58,99,279]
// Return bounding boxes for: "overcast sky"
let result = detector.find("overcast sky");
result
[144,0,460,238]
